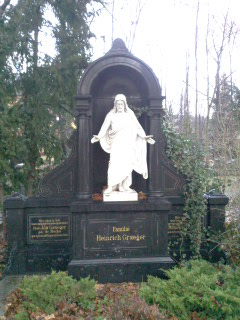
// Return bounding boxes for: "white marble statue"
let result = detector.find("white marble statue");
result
[91,94,155,195]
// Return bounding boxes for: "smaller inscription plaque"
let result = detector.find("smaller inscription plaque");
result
[28,215,71,243]
[168,216,186,237]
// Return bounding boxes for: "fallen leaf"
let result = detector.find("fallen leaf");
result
[138,191,147,200]
[191,311,201,320]
[92,193,103,201]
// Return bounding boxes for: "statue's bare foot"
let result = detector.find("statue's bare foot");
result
[104,187,112,194]
[121,181,133,192]
[118,185,125,192]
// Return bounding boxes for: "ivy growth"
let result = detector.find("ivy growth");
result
[162,118,223,258]
[129,105,148,118]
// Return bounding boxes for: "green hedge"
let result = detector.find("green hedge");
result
[141,259,240,320]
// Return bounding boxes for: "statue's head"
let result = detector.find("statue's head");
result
[113,94,128,113]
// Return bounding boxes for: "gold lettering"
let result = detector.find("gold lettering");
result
[122,234,129,240]
[96,232,146,243]
[112,226,130,233]
[96,234,122,241]
[31,217,69,241]
[32,233,69,239]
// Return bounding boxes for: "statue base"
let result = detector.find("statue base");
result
[68,200,173,283]
[103,190,138,202]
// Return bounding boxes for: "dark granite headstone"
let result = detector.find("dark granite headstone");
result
[4,39,228,282]
[68,201,173,282]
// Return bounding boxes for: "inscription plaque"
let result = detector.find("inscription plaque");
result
[28,215,71,243]
[85,218,148,250]
[168,216,186,237]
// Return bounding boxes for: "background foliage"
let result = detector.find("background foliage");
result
[0,0,104,200]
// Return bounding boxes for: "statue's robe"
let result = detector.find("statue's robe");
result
[97,108,148,189]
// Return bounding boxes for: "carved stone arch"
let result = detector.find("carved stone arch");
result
[75,39,166,194]
[77,40,162,100]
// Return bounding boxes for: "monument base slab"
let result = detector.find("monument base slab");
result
[68,200,173,283]
[68,256,173,283]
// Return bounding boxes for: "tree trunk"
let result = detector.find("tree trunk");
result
[179,91,184,134]
[26,3,40,197]
[194,1,199,138]
[111,0,115,45]
[184,51,191,137]
[205,14,210,166]
[28,175,34,197]
[33,4,40,70]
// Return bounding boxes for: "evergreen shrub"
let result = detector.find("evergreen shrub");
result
[141,259,240,320]
[15,271,97,318]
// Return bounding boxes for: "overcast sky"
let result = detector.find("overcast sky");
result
[90,0,240,115]
[2,0,240,115]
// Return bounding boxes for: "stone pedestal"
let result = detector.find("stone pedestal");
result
[103,190,138,202]
[68,200,173,283]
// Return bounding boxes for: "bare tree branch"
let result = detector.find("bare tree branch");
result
[181,81,208,98]
[129,0,148,52]
[100,1,129,44]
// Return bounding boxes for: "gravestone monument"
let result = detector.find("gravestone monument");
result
[65,39,176,281]
[4,39,228,282]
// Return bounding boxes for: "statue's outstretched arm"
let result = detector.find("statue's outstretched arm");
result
[91,113,111,144]
[130,110,155,144]
[91,135,100,143]
[132,114,155,144]
[145,135,155,144]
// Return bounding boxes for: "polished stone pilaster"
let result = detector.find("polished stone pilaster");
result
[147,98,165,201]
[75,95,92,201]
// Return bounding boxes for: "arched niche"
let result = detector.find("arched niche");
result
[77,42,162,99]
[89,65,150,193]
[75,39,164,193]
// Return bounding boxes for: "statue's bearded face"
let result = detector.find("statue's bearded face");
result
[116,100,125,113]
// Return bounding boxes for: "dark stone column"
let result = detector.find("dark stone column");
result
[4,193,27,274]
[203,192,229,261]
[147,98,165,201]
[206,193,229,232]
[75,95,92,201]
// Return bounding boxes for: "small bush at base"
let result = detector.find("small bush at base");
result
[141,259,240,320]
[12,271,97,318]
